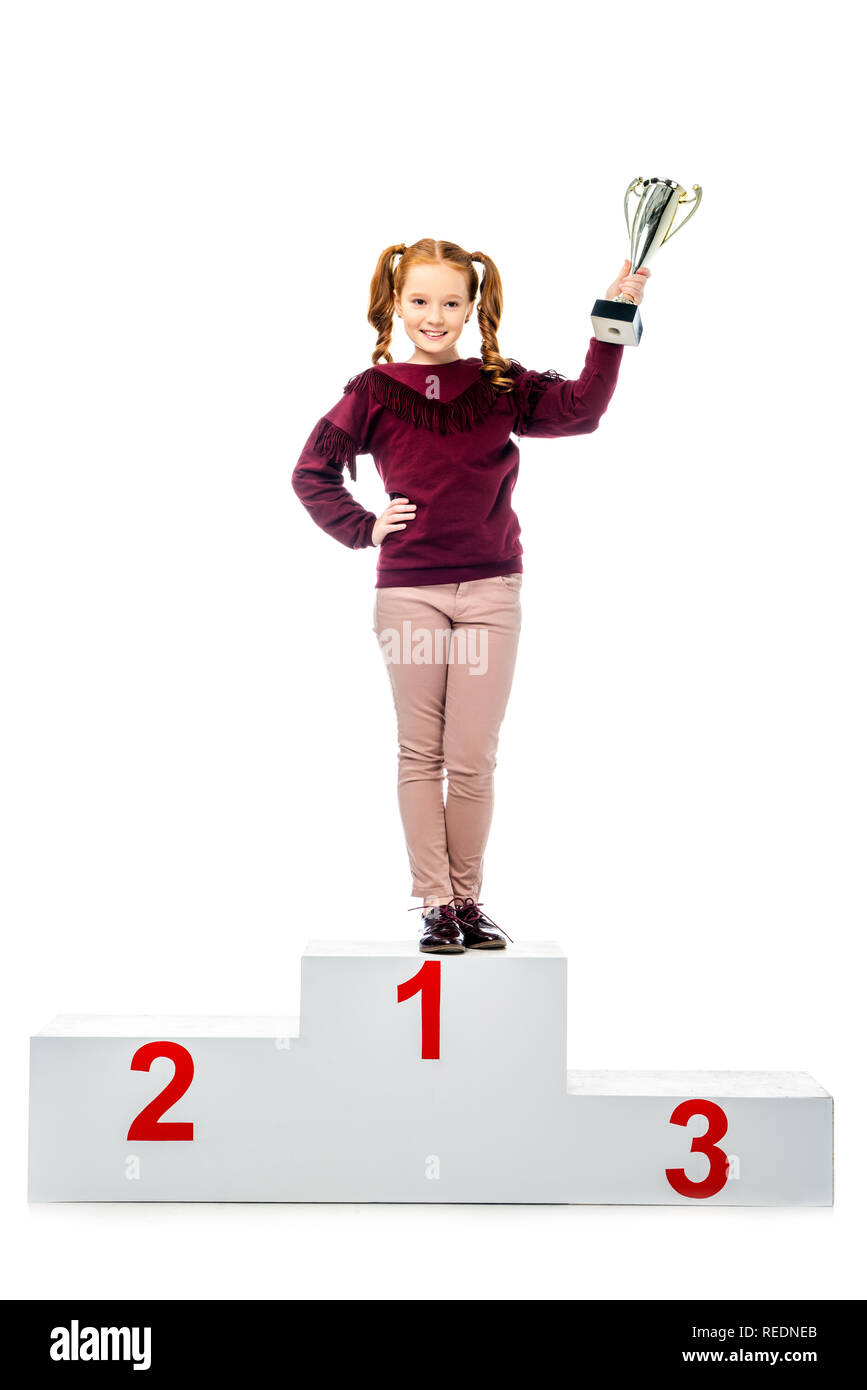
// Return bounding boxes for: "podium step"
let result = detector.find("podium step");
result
[565,1071,832,1205]
[28,942,833,1205]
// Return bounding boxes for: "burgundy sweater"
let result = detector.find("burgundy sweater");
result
[291,335,624,587]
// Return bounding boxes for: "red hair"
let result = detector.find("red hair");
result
[367,239,514,393]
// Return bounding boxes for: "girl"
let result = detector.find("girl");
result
[292,240,649,954]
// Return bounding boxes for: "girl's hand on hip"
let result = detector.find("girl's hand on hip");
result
[372,497,416,547]
[605,258,651,304]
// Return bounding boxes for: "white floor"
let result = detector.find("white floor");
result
[10,1189,851,1302]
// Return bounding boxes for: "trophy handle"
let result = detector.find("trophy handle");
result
[662,184,703,243]
[622,176,644,238]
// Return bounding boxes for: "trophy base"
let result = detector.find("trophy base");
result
[591,298,643,347]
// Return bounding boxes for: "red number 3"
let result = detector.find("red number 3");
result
[665,1098,729,1198]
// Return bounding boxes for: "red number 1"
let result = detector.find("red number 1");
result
[397,960,441,1060]
[665,1098,729,1198]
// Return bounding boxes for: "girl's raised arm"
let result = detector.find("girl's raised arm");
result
[510,336,624,440]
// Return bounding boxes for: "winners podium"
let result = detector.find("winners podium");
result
[28,941,833,1204]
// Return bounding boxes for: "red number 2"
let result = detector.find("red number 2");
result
[665,1098,729,1198]
[397,961,441,1060]
[127,1041,195,1140]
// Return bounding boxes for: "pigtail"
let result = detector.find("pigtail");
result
[470,251,514,394]
[368,243,406,365]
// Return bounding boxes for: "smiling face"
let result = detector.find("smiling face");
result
[394,261,474,363]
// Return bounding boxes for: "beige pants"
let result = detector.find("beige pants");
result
[373,575,523,900]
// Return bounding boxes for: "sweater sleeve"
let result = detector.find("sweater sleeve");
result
[291,375,380,550]
[510,336,625,439]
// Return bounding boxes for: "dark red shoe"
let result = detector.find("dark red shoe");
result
[454,898,513,949]
[410,901,466,953]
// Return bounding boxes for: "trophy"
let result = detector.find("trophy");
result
[591,176,702,346]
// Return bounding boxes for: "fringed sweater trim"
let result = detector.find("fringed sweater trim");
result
[343,364,504,435]
[506,359,567,435]
[311,416,360,481]
[315,359,571,467]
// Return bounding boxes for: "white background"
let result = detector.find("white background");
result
[1,0,863,1300]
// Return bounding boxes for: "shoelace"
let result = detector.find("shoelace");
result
[453,897,513,942]
[408,898,460,917]
[408,898,462,937]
